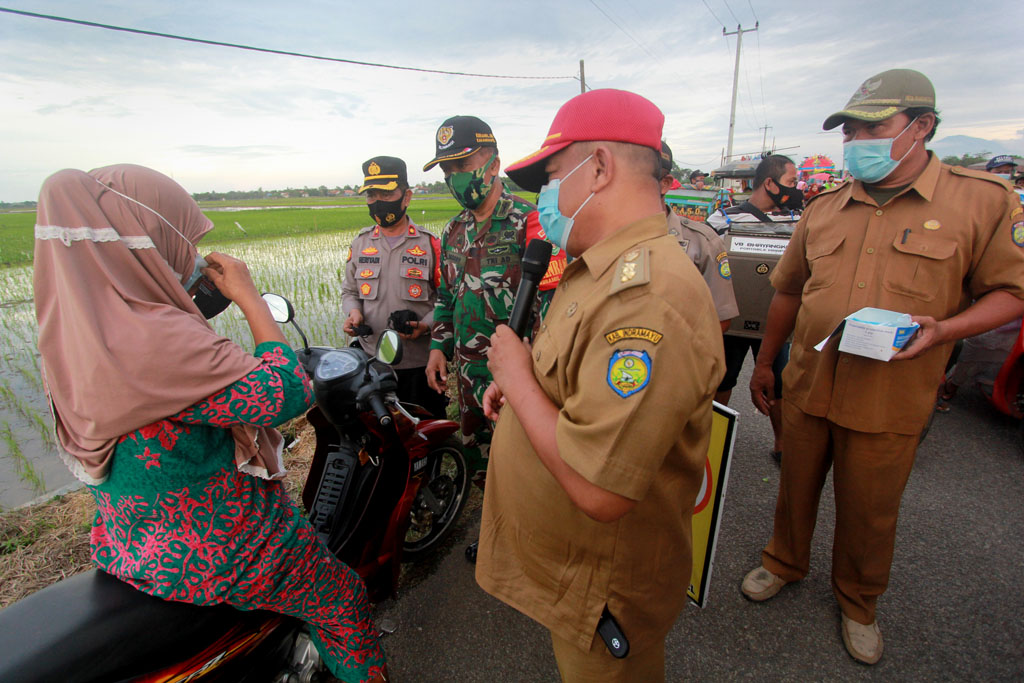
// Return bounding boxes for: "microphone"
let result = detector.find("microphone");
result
[508,238,553,337]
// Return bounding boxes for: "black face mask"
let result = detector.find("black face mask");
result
[368,197,406,227]
[193,279,231,319]
[766,180,804,212]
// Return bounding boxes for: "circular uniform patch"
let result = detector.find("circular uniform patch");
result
[607,349,651,398]
[1013,221,1024,247]
[408,283,423,298]
[755,263,770,275]
[718,258,732,279]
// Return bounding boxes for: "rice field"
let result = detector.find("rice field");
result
[0,204,455,509]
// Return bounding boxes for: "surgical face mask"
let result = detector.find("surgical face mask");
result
[995,173,1012,180]
[766,180,804,212]
[536,154,595,252]
[445,152,497,210]
[842,117,919,184]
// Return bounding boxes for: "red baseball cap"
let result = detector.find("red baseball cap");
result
[506,89,664,192]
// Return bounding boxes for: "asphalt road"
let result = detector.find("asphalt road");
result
[372,359,1024,681]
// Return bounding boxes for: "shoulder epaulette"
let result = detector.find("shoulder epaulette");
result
[949,165,1013,189]
[609,246,650,295]
[492,197,513,221]
[507,193,538,212]
[356,225,375,236]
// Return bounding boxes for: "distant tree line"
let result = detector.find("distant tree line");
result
[940,152,991,167]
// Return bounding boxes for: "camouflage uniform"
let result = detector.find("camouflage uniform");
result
[430,191,551,483]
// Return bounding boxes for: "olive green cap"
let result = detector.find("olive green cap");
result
[822,68,936,130]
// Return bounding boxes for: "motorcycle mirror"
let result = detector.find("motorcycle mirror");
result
[376,330,403,366]
[262,293,294,324]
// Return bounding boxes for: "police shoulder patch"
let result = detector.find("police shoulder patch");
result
[345,246,352,262]
[607,349,651,398]
[1012,220,1024,247]
[604,327,663,345]
[718,257,732,279]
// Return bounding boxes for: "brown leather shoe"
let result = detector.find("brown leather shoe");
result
[841,614,883,665]
[740,566,786,601]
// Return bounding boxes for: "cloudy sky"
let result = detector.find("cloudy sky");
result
[1,0,1021,201]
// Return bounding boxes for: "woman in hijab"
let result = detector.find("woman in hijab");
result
[33,164,386,683]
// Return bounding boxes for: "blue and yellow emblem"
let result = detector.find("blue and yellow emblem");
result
[716,251,731,279]
[1012,220,1024,247]
[607,349,651,398]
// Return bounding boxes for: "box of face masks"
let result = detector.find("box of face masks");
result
[814,307,920,361]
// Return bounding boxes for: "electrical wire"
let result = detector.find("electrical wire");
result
[722,0,741,25]
[586,0,661,63]
[0,6,575,81]
[701,0,727,29]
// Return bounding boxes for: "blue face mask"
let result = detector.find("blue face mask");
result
[537,154,595,252]
[843,117,919,184]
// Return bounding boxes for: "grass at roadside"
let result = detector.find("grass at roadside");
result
[0,197,463,266]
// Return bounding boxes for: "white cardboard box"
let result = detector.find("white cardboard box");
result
[814,307,920,361]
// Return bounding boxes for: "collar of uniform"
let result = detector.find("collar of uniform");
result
[579,212,668,279]
[455,190,515,225]
[842,151,941,208]
[369,222,419,239]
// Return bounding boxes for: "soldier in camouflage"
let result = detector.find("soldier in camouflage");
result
[423,115,559,485]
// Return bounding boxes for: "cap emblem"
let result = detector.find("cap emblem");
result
[850,78,882,104]
[368,161,381,175]
[437,126,454,149]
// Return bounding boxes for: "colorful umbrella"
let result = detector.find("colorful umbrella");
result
[799,154,836,174]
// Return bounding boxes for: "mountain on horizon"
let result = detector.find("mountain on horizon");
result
[930,134,1024,159]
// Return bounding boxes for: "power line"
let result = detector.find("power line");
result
[587,0,660,63]
[0,6,574,81]
[701,0,727,29]
[722,0,741,25]
[747,0,760,22]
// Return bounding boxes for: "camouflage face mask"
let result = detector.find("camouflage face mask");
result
[445,151,497,210]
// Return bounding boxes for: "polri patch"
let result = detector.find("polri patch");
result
[604,327,663,345]
[719,258,732,279]
[408,283,423,298]
[359,269,374,278]
[362,246,379,255]
[607,349,651,398]
[1013,221,1024,247]
[407,245,426,256]
[345,246,352,262]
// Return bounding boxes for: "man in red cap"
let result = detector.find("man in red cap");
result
[474,89,725,681]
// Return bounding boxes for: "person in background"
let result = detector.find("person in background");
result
[34,164,386,682]
[683,169,707,190]
[743,68,1024,665]
[660,141,738,331]
[476,88,724,683]
[342,155,446,418]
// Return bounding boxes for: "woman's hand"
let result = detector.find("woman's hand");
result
[201,252,261,310]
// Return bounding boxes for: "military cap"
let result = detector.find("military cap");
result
[422,116,497,172]
[660,141,673,174]
[986,154,1017,171]
[823,68,936,131]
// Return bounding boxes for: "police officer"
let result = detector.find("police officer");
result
[342,156,446,418]
[660,141,738,332]
[476,90,724,682]
[743,69,1024,665]
[422,115,557,485]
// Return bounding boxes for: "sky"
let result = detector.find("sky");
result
[1,0,1022,202]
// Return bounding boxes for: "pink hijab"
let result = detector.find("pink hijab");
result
[34,164,284,485]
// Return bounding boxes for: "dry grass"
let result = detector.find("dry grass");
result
[0,419,317,610]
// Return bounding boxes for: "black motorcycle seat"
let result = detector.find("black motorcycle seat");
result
[0,568,270,682]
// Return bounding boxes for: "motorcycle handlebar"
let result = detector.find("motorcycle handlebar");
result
[368,392,392,427]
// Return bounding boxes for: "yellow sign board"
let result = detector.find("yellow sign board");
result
[688,401,738,608]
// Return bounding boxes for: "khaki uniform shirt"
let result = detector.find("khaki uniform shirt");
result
[341,223,440,369]
[772,154,1024,434]
[476,214,725,652]
[667,209,740,322]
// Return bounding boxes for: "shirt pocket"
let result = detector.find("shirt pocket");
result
[355,264,380,300]
[480,268,516,321]
[803,231,846,293]
[400,265,429,303]
[883,233,958,302]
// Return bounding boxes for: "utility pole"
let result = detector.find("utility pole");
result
[723,22,757,161]
[579,59,586,94]
[759,124,773,155]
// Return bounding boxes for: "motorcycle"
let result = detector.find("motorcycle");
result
[0,293,468,682]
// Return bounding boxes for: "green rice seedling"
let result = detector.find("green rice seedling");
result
[0,420,46,494]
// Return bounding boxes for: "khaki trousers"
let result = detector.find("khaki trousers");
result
[762,401,919,624]
[550,630,665,683]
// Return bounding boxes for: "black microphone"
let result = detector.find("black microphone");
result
[508,239,553,338]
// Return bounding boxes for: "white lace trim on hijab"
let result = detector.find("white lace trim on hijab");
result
[35,225,156,250]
